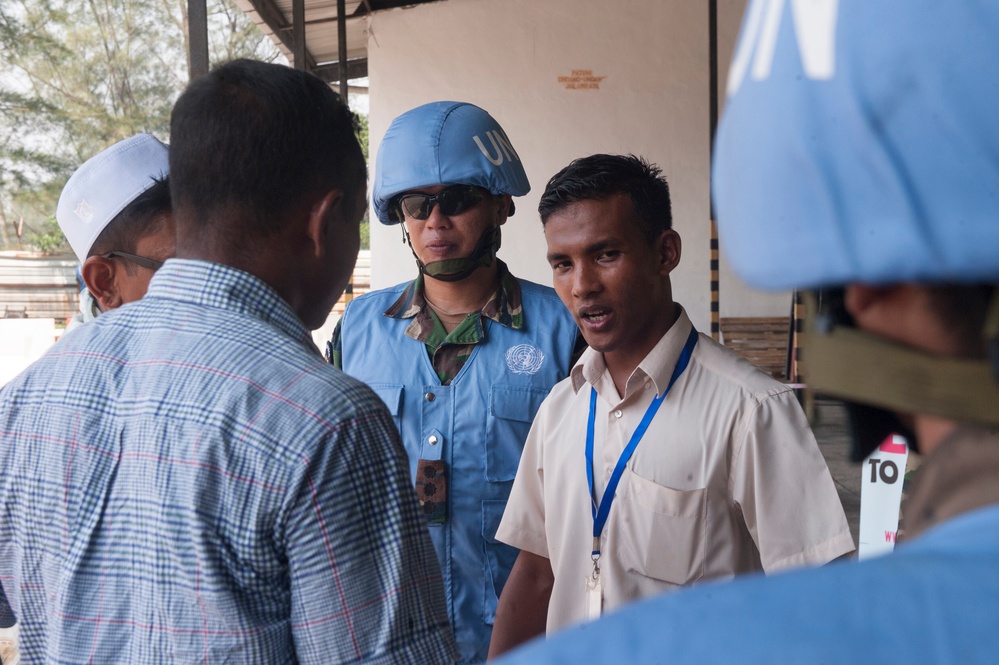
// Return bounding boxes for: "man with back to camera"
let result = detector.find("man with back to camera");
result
[330,101,580,662]
[57,133,175,329]
[0,59,457,663]
[493,1,999,662]
[487,153,853,657]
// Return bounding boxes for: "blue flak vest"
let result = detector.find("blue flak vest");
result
[339,278,578,663]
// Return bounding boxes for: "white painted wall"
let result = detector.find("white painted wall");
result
[367,0,789,331]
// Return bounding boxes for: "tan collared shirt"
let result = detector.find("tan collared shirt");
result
[497,306,854,634]
[902,425,999,540]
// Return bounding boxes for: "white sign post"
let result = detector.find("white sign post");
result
[858,434,909,560]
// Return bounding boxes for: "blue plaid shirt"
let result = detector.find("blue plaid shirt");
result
[0,259,458,664]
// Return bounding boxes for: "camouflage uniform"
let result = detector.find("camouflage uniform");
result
[329,261,526,384]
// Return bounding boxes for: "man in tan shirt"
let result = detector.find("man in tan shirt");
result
[491,4,999,661]
[488,154,853,657]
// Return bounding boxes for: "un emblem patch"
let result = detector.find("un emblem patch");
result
[506,344,545,375]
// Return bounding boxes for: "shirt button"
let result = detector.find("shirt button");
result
[645,382,652,390]
[614,410,623,418]
[428,435,439,446]
[636,484,643,494]
[606,465,613,474]
[425,392,436,402]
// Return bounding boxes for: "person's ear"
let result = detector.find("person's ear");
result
[843,284,899,321]
[656,229,682,276]
[495,194,513,226]
[305,189,343,259]
[81,255,122,312]
[845,283,956,355]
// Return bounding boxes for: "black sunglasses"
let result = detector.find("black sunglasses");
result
[394,185,490,221]
[100,251,164,271]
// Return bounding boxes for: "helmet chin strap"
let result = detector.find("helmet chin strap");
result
[403,225,502,282]
[800,289,999,462]
[987,288,999,384]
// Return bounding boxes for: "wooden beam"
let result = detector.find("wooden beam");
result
[283,13,367,29]
[337,0,348,99]
[311,58,368,83]
[367,0,434,10]
[292,0,306,70]
[708,0,720,340]
[243,0,317,70]
[188,0,209,80]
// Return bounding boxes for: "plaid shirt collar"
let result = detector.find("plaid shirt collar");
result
[148,258,316,350]
[384,260,524,344]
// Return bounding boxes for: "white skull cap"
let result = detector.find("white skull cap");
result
[56,133,169,262]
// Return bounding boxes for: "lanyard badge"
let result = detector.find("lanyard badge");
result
[583,327,698,620]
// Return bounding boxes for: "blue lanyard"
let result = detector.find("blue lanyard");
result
[585,327,698,559]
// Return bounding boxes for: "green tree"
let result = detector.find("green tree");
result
[0,0,282,252]
[354,110,370,249]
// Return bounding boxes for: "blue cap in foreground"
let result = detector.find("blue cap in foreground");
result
[713,0,999,290]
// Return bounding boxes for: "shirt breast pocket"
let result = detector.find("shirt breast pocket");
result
[615,469,706,586]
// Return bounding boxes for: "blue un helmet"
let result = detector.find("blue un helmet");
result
[372,101,530,281]
[712,0,999,460]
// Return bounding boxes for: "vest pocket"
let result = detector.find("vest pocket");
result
[368,384,404,432]
[615,469,706,586]
[486,385,549,481]
[481,499,518,625]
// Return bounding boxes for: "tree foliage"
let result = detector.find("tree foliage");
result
[0,0,283,252]
[353,110,370,249]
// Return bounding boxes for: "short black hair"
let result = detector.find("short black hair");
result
[539,154,672,242]
[169,59,365,238]
[89,176,172,275]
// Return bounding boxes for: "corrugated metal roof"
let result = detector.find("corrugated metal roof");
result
[229,0,443,82]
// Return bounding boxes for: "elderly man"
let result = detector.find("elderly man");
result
[56,133,175,327]
[0,133,176,653]
[0,60,456,663]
